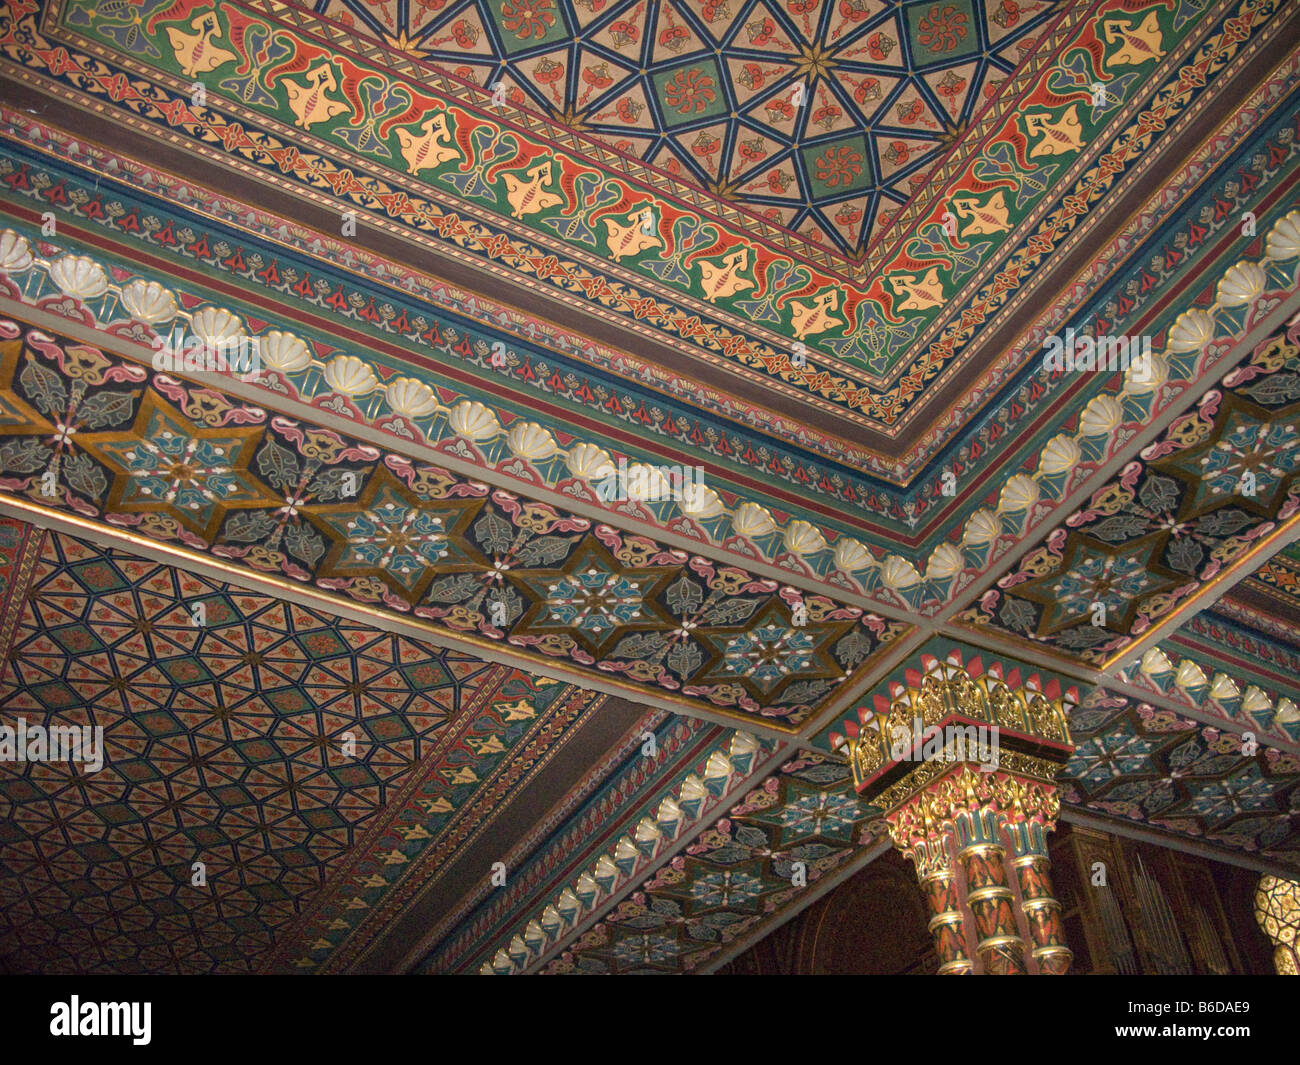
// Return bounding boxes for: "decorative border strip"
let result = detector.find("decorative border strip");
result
[467,730,772,973]
[4,210,1296,618]
[1113,643,1300,745]
[8,0,1271,425]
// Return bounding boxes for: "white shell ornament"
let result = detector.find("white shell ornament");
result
[624,463,669,500]
[1215,262,1266,307]
[963,509,1001,546]
[323,354,379,396]
[566,443,615,482]
[448,399,499,440]
[190,306,246,345]
[732,502,776,538]
[925,543,963,581]
[0,230,34,274]
[507,421,557,460]
[1123,351,1168,395]
[50,254,109,300]
[1039,434,1081,475]
[1265,212,1300,261]
[258,330,313,374]
[1078,395,1123,438]
[833,537,872,573]
[386,377,439,418]
[1166,308,1215,352]
[120,280,178,324]
[783,520,826,555]
[679,483,723,518]
[998,474,1039,513]
[880,555,921,590]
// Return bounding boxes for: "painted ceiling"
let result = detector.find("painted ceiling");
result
[0,0,1299,974]
[319,0,1059,258]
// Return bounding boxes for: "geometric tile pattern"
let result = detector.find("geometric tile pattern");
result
[0,528,600,973]
[32,0,1272,403]
[543,750,884,973]
[1060,689,1300,869]
[0,321,904,726]
[0,0,1292,979]
[961,317,1300,664]
[324,0,1057,255]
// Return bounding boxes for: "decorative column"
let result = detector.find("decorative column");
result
[955,805,1027,974]
[832,649,1077,975]
[903,808,974,975]
[1254,874,1300,974]
[1005,816,1073,974]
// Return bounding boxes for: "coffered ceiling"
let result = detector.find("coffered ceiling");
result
[0,0,1298,974]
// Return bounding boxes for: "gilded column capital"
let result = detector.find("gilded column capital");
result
[838,647,1077,974]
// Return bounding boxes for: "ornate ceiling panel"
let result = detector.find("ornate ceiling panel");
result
[474,681,1300,975]
[525,749,882,974]
[0,519,621,973]
[1,0,1290,461]
[2,117,1296,624]
[1,0,1298,978]
[0,317,907,729]
[1168,601,1300,720]
[1,72,1296,527]
[957,314,1300,666]
[1061,688,1300,864]
[1114,640,1300,750]
[318,0,1058,258]
[420,723,783,973]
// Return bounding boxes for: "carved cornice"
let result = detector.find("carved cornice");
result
[832,648,1077,796]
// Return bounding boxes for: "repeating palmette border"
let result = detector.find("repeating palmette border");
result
[4,215,1299,618]
[473,730,769,974]
[1115,644,1300,745]
[3,0,1284,425]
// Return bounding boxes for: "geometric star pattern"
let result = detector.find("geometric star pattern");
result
[962,322,1300,664]
[324,0,1057,255]
[1060,690,1300,863]
[0,527,581,974]
[0,325,903,726]
[544,751,882,973]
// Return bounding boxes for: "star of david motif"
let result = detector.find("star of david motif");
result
[314,478,478,597]
[679,860,773,916]
[510,537,672,656]
[745,776,866,848]
[84,399,276,533]
[695,597,849,700]
[1016,534,1183,637]
[1066,725,1159,788]
[719,621,816,692]
[1157,403,1300,515]
[1183,765,1280,828]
